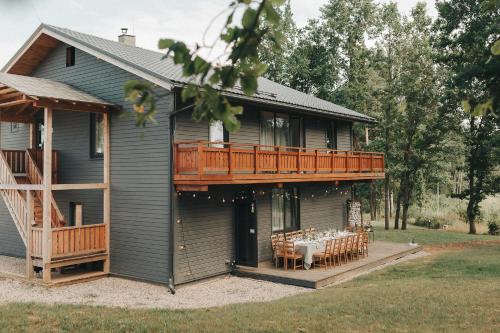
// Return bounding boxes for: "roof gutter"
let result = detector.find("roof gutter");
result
[169,81,377,124]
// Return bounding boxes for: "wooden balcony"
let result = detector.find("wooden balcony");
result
[174,141,385,190]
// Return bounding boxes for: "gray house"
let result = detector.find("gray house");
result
[0,24,384,287]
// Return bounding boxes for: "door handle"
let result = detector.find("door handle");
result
[249,228,255,234]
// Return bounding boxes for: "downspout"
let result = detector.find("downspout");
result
[167,92,195,295]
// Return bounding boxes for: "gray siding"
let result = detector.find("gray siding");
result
[0,123,30,149]
[30,43,172,283]
[305,117,327,149]
[0,123,29,256]
[256,192,272,262]
[337,121,352,150]
[173,188,235,284]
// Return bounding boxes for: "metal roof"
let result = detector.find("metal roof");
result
[3,24,376,123]
[0,72,113,106]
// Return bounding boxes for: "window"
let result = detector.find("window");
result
[260,112,303,149]
[209,120,229,148]
[325,120,337,150]
[90,113,104,158]
[66,47,75,67]
[272,188,300,232]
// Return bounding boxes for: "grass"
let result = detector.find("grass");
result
[372,221,497,245]
[1,242,499,332]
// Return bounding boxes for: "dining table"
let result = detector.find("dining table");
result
[293,232,355,270]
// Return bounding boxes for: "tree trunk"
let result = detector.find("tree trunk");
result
[389,189,393,217]
[402,180,413,230]
[384,175,390,230]
[394,187,402,230]
[370,181,376,221]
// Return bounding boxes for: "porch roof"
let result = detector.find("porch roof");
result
[0,73,118,123]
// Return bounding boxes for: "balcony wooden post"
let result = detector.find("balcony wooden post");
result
[26,190,34,279]
[314,149,319,173]
[297,148,301,173]
[331,150,335,173]
[173,143,178,175]
[370,153,374,172]
[197,142,204,176]
[42,106,52,284]
[276,147,281,173]
[359,152,362,172]
[103,112,111,274]
[228,143,233,175]
[254,145,259,174]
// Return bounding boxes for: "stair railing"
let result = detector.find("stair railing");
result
[0,151,28,244]
[25,149,65,227]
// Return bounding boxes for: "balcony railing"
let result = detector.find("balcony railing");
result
[174,141,384,187]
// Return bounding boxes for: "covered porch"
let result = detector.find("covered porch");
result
[0,73,116,285]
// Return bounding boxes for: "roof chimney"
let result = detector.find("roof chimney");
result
[118,28,136,46]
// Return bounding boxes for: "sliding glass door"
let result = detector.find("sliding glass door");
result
[260,111,303,148]
[272,188,300,232]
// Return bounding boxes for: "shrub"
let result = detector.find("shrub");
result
[414,216,447,229]
[488,222,499,235]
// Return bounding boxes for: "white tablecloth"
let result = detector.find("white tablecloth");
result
[293,233,355,269]
[294,241,326,269]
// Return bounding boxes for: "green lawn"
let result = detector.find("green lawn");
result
[1,242,499,332]
[373,221,496,245]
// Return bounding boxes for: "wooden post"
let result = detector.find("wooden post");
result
[42,107,52,284]
[228,143,233,175]
[75,204,83,227]
[314,149,318,173]
[197,142,204,176]
[26,190,34,279]
[254,145,259,174]
[103,112,111,274]
[276,147,280,173]
[29,123,36,149]
[297,148,301,174]
[331,150,335,173]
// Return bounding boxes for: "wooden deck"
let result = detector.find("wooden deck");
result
[174,141,384,190]
[235,241,423,289]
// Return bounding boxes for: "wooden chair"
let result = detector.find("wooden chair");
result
[310,227,317,233]
[339,237,348,264]
[304,228,311,235]
[312,239,333,269]
[349,234,359,261]
[331,239,341,267]
[284,241,304,271]
[345,236,354,262]
[357,233,365,257]
[284,231,294,240]
[363,231,369,257]
[271,234,278,263]
[274,240,286,269]
[296,230,304,238]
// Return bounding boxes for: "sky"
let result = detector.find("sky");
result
[0,0,437,69]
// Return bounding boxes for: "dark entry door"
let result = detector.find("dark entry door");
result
[235,194,257,267]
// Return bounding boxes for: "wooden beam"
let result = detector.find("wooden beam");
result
[33,98,113,113]
[175,185,209,192]
[0,184,44,190]
[0,92,24,101]
[51,183,108,190]
[75,204,83,227]
[26,190,34,279]
[102,112,111,274]
[42,106,52,284]
[0,99,33,109]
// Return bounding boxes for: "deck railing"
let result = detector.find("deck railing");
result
[31,224,106,259]
[174,141,384,179]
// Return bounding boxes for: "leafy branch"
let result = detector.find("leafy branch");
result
[125,0,285,131]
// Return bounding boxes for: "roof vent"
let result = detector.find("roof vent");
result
[118,28,136,46]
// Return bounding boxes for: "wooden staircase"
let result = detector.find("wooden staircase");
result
[0,149,65,236]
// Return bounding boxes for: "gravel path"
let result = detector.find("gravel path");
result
[0,251,427,310]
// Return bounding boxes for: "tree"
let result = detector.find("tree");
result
[371,2,405,230]
[259,0,296,85]
[125,0,285,131]
[434,0,500,233]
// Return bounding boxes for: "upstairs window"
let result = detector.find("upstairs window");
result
[325,120,337,150]
[90,113,104,158]
[66,47,75,67]
[209,120,229,148]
